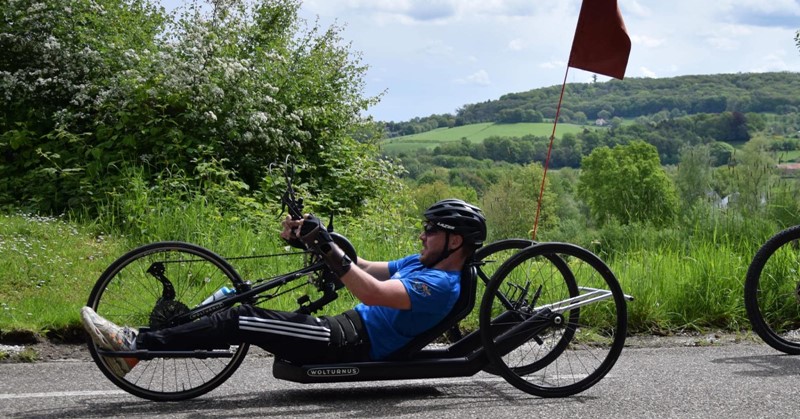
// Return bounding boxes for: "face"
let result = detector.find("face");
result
[418,222,444,266]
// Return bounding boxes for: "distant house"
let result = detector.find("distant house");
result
[777,162,800,175]
[595,118,607,126]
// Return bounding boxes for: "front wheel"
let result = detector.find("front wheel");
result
[479,242,628,398]
[744,225,800,354]
[86,241,250,401]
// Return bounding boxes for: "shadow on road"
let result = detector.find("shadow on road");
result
[12,379,597,418]
[712,353,800,378]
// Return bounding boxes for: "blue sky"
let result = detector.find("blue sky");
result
[162,0,800,122]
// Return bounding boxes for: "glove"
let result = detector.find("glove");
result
[299,215,352,277]
[299,215,332,246]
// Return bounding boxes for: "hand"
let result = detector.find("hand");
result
[298,215,351,277]
[299,215,333,248]
[280,215,306,249]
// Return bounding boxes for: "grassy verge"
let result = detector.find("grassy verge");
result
[0,210,768,341]
[0,214,129,336]
[0,210,423,340]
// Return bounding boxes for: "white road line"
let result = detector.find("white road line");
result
[0,390,126,400]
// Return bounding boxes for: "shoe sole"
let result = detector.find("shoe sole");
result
[80,308,131,377]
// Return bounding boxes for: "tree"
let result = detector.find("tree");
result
[709,141,735,166]
[481,164,558,241]
[1,0,397,214]
[1,0,167,211]
[578,141,678,226]
[675,144,713,209]
[728,134,777,215]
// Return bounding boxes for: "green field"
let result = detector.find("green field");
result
[777,149,800,162]
[381,122,601,154]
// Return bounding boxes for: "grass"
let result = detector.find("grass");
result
[0,214,130,334]
[381,122,600,154]
[609,243,750,334]
[0,208,772,340]
[0,207,424,338]
[776,149,800,163]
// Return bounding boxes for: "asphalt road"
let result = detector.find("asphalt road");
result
[1,341,798,418]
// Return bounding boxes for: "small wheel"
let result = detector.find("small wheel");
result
[86,241,250,401]
[479,242,627,398]
[744,225,800,354]
[447,239,535,341]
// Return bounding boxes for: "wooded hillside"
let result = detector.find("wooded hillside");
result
[384,72,800,136]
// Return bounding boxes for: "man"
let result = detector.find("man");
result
[81,199,487,377]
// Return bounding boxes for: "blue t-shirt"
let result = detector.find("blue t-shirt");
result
[354,254,461,360]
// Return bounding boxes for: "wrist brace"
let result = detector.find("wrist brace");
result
[300,220,352,277]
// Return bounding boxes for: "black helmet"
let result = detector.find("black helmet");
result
[424,199,487,247]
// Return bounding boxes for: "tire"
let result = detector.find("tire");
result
[479,242,628,398]
[479,242,580,378]
[447,239,535,341]
[744,225,800,355]
[86,241,250,401]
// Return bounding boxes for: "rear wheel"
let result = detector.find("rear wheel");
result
[479,242,627,397]
[86,241,250,401]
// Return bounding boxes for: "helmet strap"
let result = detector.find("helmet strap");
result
[426,231,464,268]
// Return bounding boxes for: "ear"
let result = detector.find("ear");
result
[449,233,464,249]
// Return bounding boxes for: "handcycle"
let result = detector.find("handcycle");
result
[744,224,800,354]
[85,161,632,401]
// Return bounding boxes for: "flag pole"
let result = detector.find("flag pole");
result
[531,0,630,240]
[532,64,570,240]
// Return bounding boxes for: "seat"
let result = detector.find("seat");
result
[384,259,478,360]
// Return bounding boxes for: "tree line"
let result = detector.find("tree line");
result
[383,72,800,138]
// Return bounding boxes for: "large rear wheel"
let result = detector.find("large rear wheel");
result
[479,242,627,397]
[86,241,250,401]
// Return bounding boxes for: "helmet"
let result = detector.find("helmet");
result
[424,199,487,247]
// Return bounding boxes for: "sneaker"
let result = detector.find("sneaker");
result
[80,306,139,377]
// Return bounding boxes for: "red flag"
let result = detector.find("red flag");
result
[568,0,631,80]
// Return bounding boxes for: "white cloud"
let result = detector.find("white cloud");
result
[639,67,657,78]
[706,36,739,51]
[421,40,454,56]
[454,70,491,86]
[718,0,800,14]
[750,51,793,72]
[631,35,664,48]
[507,39,525,51]
[540,60,567,69]
[621,0,652,18]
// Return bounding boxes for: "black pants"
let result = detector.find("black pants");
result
[137,305,370,364]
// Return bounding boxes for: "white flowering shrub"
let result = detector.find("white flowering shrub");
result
[1,0,399,217]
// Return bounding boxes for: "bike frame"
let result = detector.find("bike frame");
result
[97,258,606,385]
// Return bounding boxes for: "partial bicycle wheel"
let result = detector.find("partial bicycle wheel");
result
[447,239,535,341]
[86,241,250,401]
[744,225,800,355]
[474,239,536,286]
[479,242,628,398]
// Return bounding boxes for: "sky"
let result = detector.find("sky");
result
[162,0,800,122]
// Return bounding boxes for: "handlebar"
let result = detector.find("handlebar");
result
[279,157,305,220]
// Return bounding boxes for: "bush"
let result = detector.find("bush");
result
[1,0,396,216]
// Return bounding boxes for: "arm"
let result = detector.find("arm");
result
[340,264,410,310]
[285,215,409,309]
[356,258,390,280]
